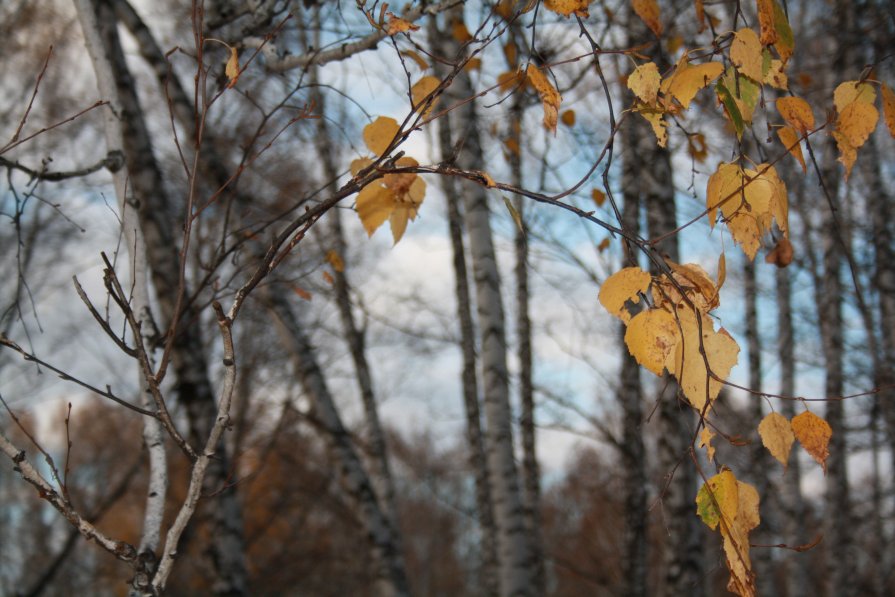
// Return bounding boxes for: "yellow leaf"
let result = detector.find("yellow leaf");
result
[325,250,345,273]
[776,126,806,173]
[386,13,420,35]
[225,47,240,88]
[763,59,788,90]
[696,470,738,531]
[776,96,814,134]
[598,266,651,323]
[833,131,858,180]
[400,49,429,70]
[632,0,662,36]
[628,62,661,104]
[833,80,876,112]
[652,261,720,313]
[527,65,562,133]
[836,100,879,149]
[699,427,716,463]
[411,76,440,116]
[544,0,589,17]
[503,42,518,66]
[592,188,606,207]
[758,412,795,467]
[730,28,763,82]
[561,109,576,126]
[356,183,395,237]
[664,58,724,109]
[792,411,832,472]
[625,308,680,376]
[723,480,759,597]
[350,157,374,176]
[498,70,524,92]
[881,83,895,138]
[717,253,726,289]
[670,307,739,412]
[464,58,483,72]
[637,107,668,147]
[706,162,742,227]
[363,116,400,156]
[451,20,472,42]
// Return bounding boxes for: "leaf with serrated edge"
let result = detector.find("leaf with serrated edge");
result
[833,80,876,112]
[625,308,680,376]
[628,62,661,104]
[669,307,739,412]
[696,470,738,531]
[665,59,724,109]
[776,96,814,134]
[759,412,795,467]
[598,267,651,323]
[699,427,716,463]
[792,411,832,472]
[837,101,879,148]
[731,28,763,81]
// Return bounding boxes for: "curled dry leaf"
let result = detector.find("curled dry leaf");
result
[881,83,895,138]
[765,236,794,267]
[632,0,662,36]
[527,65,562,133]
[225,47,240,88]
[699,427,716,463]
[792,410,832,472]
[386,13,420,35]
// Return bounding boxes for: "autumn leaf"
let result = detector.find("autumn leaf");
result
[776,96,814,134]
[765,236,794,267]
[662,57,724,109]
[363,116,400,156]
[792,410,832,472]
[731,28,763,82]
[776,126,806,172]
[756,0,777,46]
[716,253,727,289]
[592,188,606,207]
[833,80,876,112]
[696,470,738,530]
[225,47,240,88]
[669,307,739,412]
[386,12,420,35]
[351,157,374,176]
[356,156,426,243]
[527,65,562,133]
[597,237,610,252]
[561,109,576,126]
[498,70,524,93]
[632,0,662,36]
[758,412,795,467]
[322,271,334,285]
[325,250,344,273]
[770,0,794,62]
[628,62,661,104]
[699,427,716,463]
[763,58,788,90]
[688,133,708,162]
[411,76,440,116]
[881,83,895,138]
[837,101,879,148]
[292,286,312,301]
[356,183,395,237]
[544,0,589,18]
[653,261,720,313]
[451,20,472,42]
[598,266,651,323]
[635,104,668,147]
[400,49,429,70]
[625,308,680,376]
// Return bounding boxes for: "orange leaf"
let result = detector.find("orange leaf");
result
[527,65,562,133]
[764,237,793,268]
[632,0,662,36]
[292,287,312,301]
[544,0,590,18]
[792,411,832,472]
[776,96,814,134]
[592,188,606,207]
[386,13,420,35]
[881,83,895,138]
[561,109,576,126]
[756,0,776,45]
[776,126,806,172]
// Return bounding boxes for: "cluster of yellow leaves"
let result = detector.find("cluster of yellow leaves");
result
[599,262,739,413]
[696,470,760,596]
[352,117,427,244]
[706,162,789,261]
[627,55,723,147]
[759,410,832,472]
[831,80,895,178]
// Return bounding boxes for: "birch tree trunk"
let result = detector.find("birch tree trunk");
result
[432,9,535,596]
[432,51,500,592]
[73,2,247,593]
[619,90,647,597]
[265,291,410,597]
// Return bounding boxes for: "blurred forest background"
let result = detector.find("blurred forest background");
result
[1,0,894,595]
